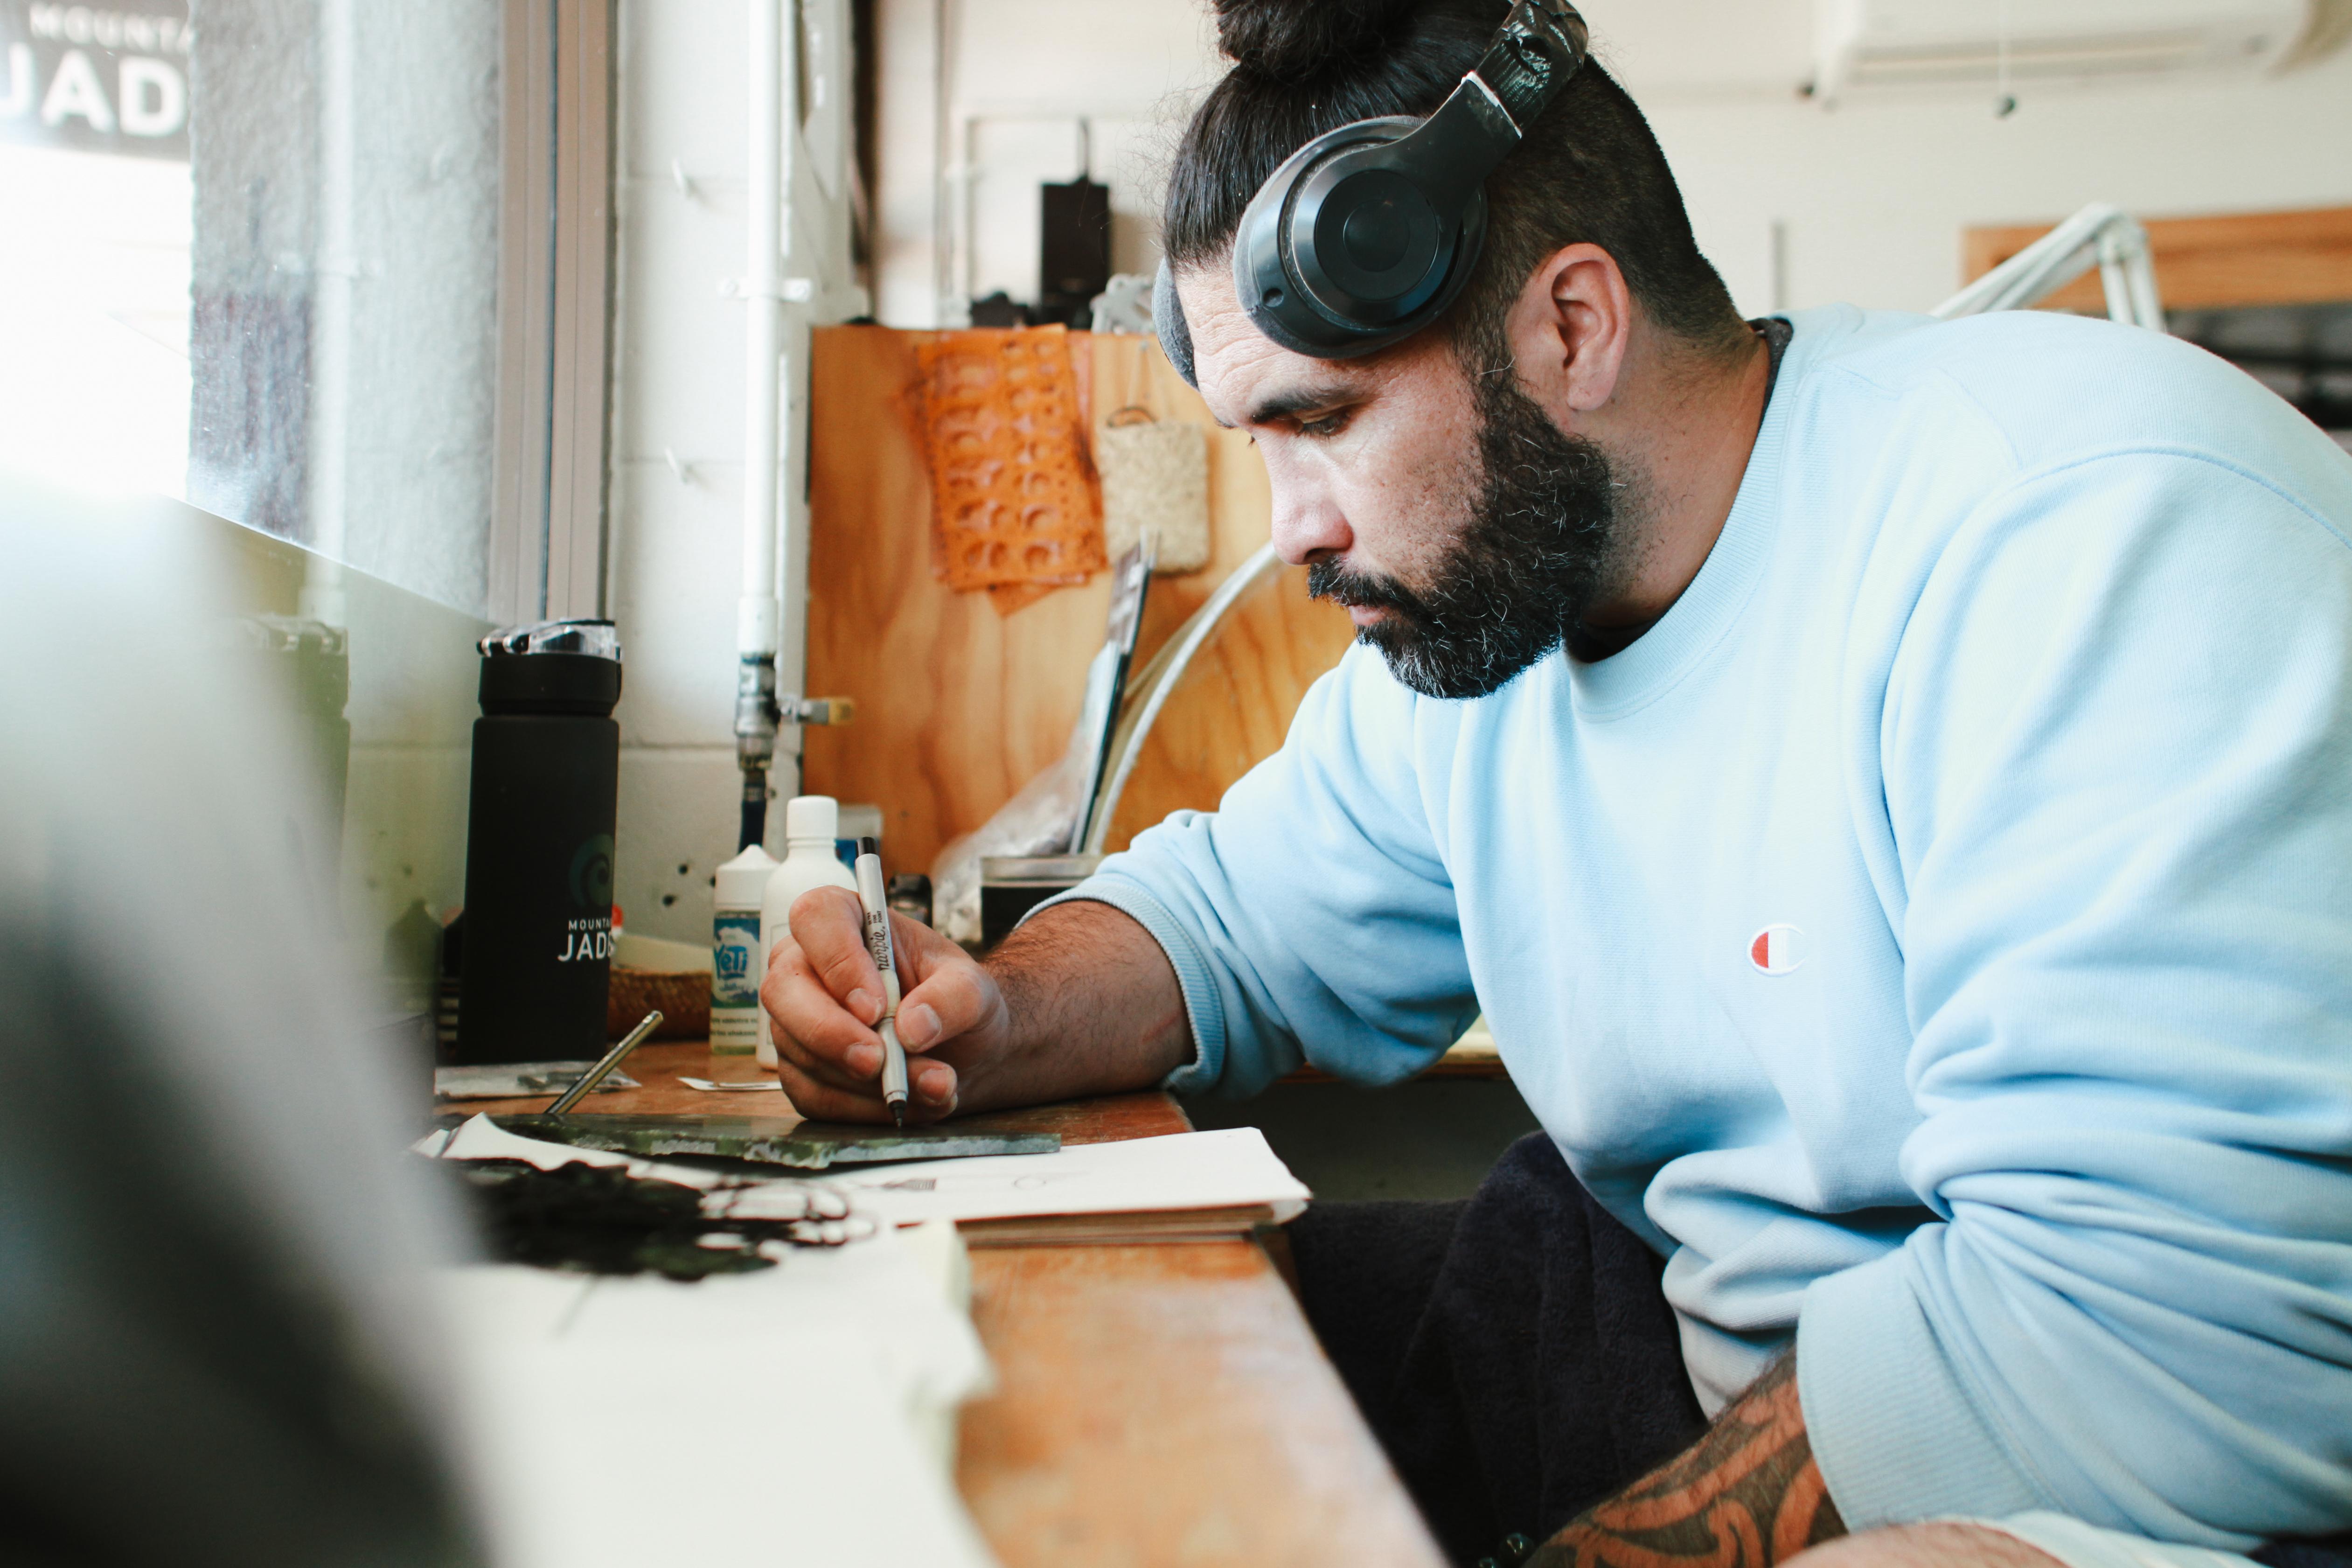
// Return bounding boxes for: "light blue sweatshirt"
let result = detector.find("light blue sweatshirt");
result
[1055,307,2352,1550]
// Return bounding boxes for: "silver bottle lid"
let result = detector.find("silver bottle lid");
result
[477,618,621,662]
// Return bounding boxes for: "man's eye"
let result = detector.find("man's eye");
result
[1299,411,1351,439]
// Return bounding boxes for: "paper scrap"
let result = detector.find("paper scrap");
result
[728,1126,1311,1228]
[435,1062,640,1101]
[418,1112,727,1188]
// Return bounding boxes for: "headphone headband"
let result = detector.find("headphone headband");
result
[1158,0,1588,386]
[1474,0,1590,128]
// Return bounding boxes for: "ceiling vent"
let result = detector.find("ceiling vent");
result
[1813,0,2314,102]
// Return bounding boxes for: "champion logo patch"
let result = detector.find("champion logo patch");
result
[1749,924,1807,976]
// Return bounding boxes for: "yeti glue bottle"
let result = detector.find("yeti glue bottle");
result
[453,619,622,1066]
[710,843,779,1057]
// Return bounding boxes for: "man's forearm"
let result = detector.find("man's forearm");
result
[1532,1353,1843,1568]
[957,899,1193,1112]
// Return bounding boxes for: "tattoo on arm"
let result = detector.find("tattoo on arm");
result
[1528,1352,1845,1568]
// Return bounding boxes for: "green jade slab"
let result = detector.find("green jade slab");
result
[491,1112,1060,1171]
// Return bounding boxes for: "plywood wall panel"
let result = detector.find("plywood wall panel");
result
[800,327,1111,876]
[1103,563,1357,851]
[801,326,1353,876]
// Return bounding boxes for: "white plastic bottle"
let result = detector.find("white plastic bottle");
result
[710,844,779,1057]
[758,795,859,1067]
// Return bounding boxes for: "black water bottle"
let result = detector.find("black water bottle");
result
[453,619,622,1065]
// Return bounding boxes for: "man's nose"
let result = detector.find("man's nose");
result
[1267,464,1351,568]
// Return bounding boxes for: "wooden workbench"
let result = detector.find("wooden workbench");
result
[448,1041,1445,1568]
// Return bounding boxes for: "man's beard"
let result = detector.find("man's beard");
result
[1308,375,1624,701]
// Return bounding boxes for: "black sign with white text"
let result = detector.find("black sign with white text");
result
[0,2,189,160]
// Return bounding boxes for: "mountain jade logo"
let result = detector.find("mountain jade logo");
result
[2,3,194,161]
[556,915,613,964]
[557,834,616,963]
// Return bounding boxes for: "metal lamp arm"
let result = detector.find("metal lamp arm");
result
[1931,201,2164,329]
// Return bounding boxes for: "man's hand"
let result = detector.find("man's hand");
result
[760,886,1005,1122]
[759,892,1195,1123]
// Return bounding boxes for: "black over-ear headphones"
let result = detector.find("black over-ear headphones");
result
[1155,0,1590,388]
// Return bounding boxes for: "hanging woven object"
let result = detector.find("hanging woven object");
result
[1096,406,1211,574]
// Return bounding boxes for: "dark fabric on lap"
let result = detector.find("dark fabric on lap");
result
[1286,1195,1468,1449]
[1286,1132,1708,1565]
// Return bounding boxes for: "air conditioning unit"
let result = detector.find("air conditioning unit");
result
[1813,0,2313,102]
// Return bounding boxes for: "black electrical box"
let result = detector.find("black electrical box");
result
[1038,177,1112,328]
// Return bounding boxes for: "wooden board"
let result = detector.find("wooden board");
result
[1283,1036,1508,1084]
[435,1038,1186,1142]
[1964,205,2352,313]
[802,327,1355,878]
[960,1241,1445,1568]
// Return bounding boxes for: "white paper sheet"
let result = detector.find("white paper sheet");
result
[718,1127,1311,1227]
[437,1231,997,1568]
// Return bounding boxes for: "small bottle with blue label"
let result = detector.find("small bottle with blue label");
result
[710,844,779,1056]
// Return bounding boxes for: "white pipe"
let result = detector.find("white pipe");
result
[960,113,979,309]
[740,0,784,665]
[728,0,788,849]
[774,0,813,803]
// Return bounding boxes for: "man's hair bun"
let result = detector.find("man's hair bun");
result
[1214,0,1429,80]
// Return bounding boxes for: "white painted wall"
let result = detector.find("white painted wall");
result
[870,0,1222,326]
[608,0,761,944]
[867,0,2352,325]
[1603,4,2352,316]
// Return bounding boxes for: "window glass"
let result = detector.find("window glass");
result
[0,3,194,499]
[0,0,508,617]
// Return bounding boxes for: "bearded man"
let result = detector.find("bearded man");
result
[764,2,2352,1566]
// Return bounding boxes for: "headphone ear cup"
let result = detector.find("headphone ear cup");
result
[1233,117,1487,361]
[1152,260,1197,389]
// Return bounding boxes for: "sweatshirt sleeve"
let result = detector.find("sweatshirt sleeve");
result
[1799,450,2352,1548]
[1036,643,1475,1098]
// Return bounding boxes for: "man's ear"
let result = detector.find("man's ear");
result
[1500,243,1634,416]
